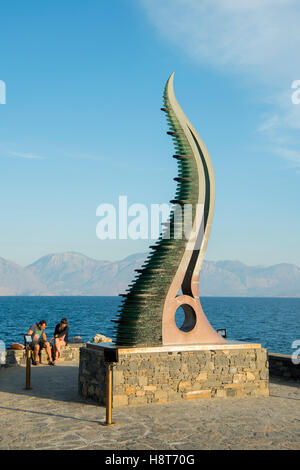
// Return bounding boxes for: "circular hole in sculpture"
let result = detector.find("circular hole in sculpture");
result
[175,304,197,332]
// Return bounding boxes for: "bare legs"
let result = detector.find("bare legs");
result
[33,343,40,364]
[44,342,52,364]
[52,338,66,365]
[32,341,52,365]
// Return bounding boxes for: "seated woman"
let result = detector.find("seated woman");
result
[50,318,69,365]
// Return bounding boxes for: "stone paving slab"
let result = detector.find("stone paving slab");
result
[0,362,299,450]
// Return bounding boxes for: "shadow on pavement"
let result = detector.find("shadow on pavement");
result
[0,404,101,424]
[0,363,104,406]
[269,376,300,389]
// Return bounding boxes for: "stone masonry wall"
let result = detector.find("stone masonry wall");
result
[2,343,85,368]
[79,347,106,403]
[79,346,269,407]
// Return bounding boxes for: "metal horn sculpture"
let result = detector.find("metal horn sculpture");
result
[113,73,225,347]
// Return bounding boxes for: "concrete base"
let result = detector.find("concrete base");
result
[78,341,269,407]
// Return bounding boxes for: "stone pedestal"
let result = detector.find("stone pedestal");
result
[78,341,269,407]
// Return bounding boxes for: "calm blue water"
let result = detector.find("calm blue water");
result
[0,296,299,355]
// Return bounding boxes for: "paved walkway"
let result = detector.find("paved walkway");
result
[0,362,299,450]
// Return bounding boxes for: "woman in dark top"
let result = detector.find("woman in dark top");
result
[50,318,69,365]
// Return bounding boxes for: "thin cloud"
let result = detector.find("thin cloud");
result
[141,0,300,170]
[141,0,300,83]
[273,147,300,167]
[259,89,300,133]
[8,151,46,160]
[258,115,280,133]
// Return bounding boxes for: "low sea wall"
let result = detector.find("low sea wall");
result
[268,353,300,381]
[2,343,85,367]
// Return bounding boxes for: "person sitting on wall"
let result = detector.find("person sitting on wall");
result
[50,318,69,366]
[26,320,52,366]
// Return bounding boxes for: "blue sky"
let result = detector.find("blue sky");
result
[0,0,300,267]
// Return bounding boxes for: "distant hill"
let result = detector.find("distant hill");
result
[26,251,145,296]
[0,257,48,296]
[200,260,300,297]
[0,252,299,297]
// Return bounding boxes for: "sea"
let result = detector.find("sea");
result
[0,296,299,355]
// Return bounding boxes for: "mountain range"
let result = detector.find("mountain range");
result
[0,252,300,297]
